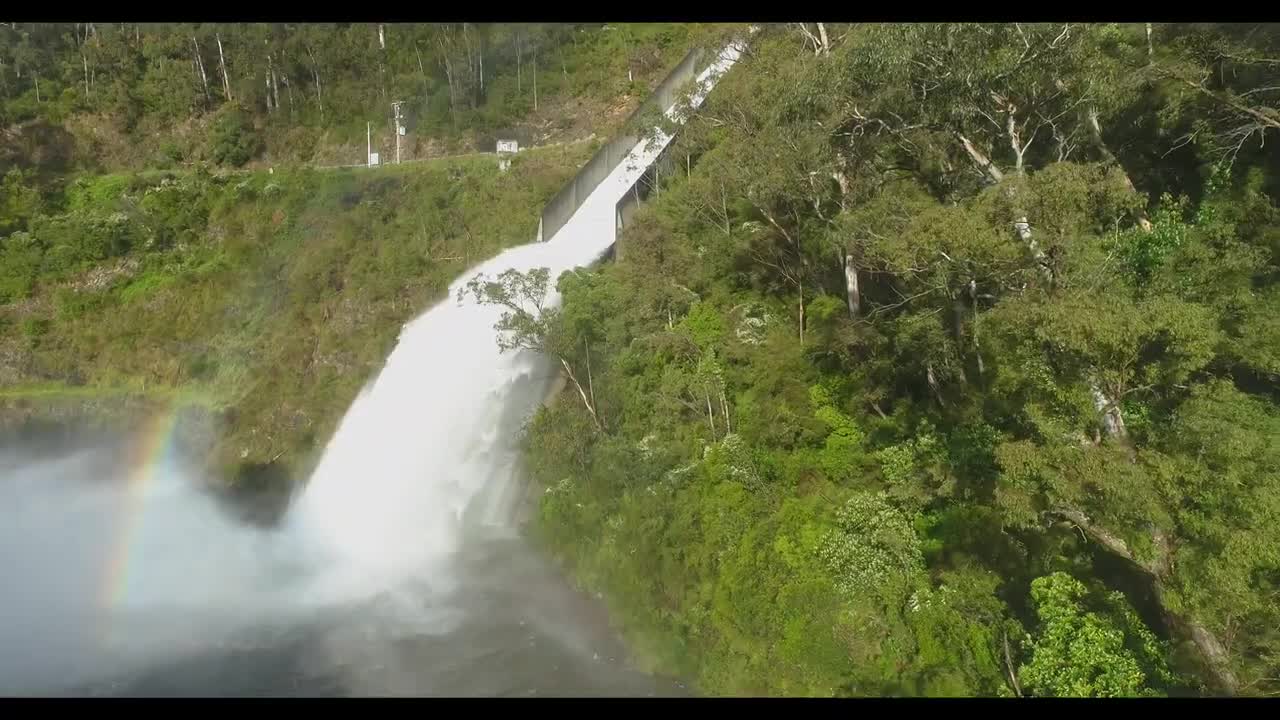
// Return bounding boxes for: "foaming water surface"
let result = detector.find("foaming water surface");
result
[0,42,744,697]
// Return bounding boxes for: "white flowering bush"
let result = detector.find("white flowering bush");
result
[817,492,925,599]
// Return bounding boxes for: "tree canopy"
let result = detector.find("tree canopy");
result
[516,22,1280,697]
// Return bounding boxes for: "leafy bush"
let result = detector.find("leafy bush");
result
[208,104,261,167]
[0,169,42,235]
[1018,573,1169,697]
[0,231,43,302]
[817,492,925,601]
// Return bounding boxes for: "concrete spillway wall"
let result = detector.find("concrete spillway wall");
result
[537,47,712,243]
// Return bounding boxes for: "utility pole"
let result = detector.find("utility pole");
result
[367,121,372,167]
[392,100,404,164]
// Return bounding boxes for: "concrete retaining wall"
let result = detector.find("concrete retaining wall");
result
[538,47,711,242]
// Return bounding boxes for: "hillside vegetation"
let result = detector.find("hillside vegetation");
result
[507,23,1280,697]
[0,23,726,174]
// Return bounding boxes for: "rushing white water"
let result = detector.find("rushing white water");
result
[285,39,746,606]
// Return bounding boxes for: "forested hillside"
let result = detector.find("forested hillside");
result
[0,22,711,173]
[507,23,1280,697]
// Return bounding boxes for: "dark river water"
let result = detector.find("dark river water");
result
[0,442,686,698]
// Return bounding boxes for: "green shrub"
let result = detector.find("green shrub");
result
[21,316,50,338]
[65,174,132,214]
[0,168,43,235]
[0,231,43,302]
[208,104,261,167]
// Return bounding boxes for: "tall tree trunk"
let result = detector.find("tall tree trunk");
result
[462,24,475,106]
[798,277,805,345]
[1002,632,1023,697]
[706,388,718,439]
[415,42,427,89]
[796,23,822,55]
[1014,217,1053,284]
[264,53,277,112]
[33,73,40,103]
[378,24,385,51]
[585,340,597,417]
[515,31,522,94]
[560,358,602,432]
[720,184,731,235]
[816,22,830,55]
[440,38,458,126]
[217,33,233,101]
[270,55,280,113]
[306,44,323,122]
[958,133,1005,184]
[844,253,861,317]
[1006,110,1035,176]
[1091,384,1129,441]
[927,363,946,407]
[969,279,985,377]
[1146,23,1153,61]
[284,74,294,118]
[532,50,538,111]
[948,288,972,387]
[1086,108,1153,231]
[193,35,211,104]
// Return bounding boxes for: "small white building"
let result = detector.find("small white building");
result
[497,139,519,172]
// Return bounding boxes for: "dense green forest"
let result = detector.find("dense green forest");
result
[496,23,1280,697]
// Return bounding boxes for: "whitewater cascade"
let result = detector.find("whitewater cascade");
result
[285,40,746,604]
